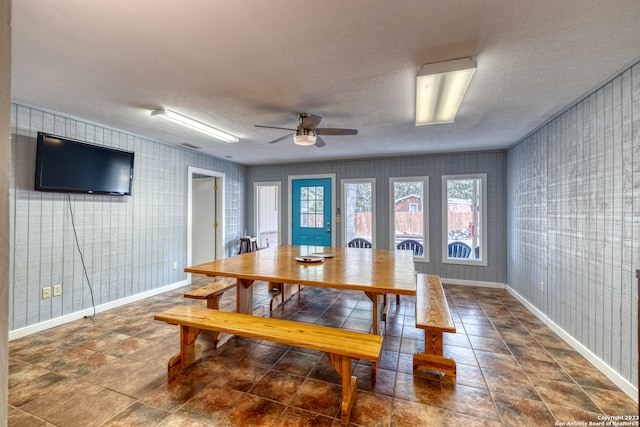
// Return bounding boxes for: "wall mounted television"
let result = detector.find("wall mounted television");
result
[35,132,135,196]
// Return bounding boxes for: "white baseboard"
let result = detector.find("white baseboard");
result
[9,279,190,341]
[506,285,638,403]
[441,278,506,289]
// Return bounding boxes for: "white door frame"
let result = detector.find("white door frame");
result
[187,166,225,270]
[287,173,336,246]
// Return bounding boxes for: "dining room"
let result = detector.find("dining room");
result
[3,1,640,425]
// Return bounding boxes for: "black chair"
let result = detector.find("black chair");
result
[447,241,472,258]
[396,239,424,256]
[347,238,372,248]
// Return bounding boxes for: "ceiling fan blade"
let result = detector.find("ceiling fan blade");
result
[314,136,326,148]
[315,128,358,136]
[301,114,323,130]
[255,124,296,131]
[267,134,292,144]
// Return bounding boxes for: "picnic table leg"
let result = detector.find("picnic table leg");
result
[270,283,303,311]
[236,278,254,314]
[364,292,383,335]
[205,294,226,348]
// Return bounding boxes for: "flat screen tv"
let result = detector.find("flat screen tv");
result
[35,132,134,196]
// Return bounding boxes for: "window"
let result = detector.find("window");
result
[442,174,487,265]
[390,177,429,262]
[342,179,375,247]
[300,186,324,228]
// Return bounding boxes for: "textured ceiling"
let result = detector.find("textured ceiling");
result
[11,0,640,165]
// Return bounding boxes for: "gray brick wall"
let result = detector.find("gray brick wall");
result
[246,151,508,283]
[507,61,640,387]
[9,103,245,331]
[1,2,11,421]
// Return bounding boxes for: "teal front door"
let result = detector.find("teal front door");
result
[292,178,332,246]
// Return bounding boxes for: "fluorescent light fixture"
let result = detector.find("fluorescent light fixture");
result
[293,133,316,146]
[150,108,239,143]
[415,57,476,126]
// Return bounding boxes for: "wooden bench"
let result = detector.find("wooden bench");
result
[154,305,383,426]
[413,274,457,377]
[183,277,236,310]
[183,277,237,348]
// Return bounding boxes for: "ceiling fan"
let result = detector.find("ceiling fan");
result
[255,113,358,147]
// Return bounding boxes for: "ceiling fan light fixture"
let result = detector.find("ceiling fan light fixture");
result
[293,132,317,146]
[150,108,239,143]
[415,57,476,126]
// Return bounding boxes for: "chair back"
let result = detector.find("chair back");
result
[396,239,424,256]
[448,241,472,258]
[347,238,372,248]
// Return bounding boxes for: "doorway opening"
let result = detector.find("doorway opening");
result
[255,182,281,248]
[188,166,225,268]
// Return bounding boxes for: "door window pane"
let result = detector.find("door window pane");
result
[300,185,324,228]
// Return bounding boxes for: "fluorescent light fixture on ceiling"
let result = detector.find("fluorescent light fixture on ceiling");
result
[150,109,239,143]
[415,57,477,126]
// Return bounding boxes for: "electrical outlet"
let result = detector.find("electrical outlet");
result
[53,284,62,297]
[172,262,178,270]
[540,282,544,293]
[42,287,51,299]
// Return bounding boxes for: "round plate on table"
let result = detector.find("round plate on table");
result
[309,253,336,258]
[295,256,324,263]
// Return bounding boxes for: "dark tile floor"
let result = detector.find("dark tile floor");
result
[8,278,639,426]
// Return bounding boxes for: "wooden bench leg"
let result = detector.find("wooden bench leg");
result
[269,282,282,292]
[326,353,358,426]
[412,330,457,377]
[269,283,302,312]
[167,325,203,378]
[206,294,223,310]
[205,294,226,349]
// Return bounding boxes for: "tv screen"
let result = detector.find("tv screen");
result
[35,132,134,196]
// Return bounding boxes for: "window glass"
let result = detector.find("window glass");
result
[342,180,375,247]
[300,185,324,228]
[442,174,487,265]
[390,177,429,261]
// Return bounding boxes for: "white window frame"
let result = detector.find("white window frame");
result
[341,178,376,248]
[389,176,429,263]
[441,174,487,266]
